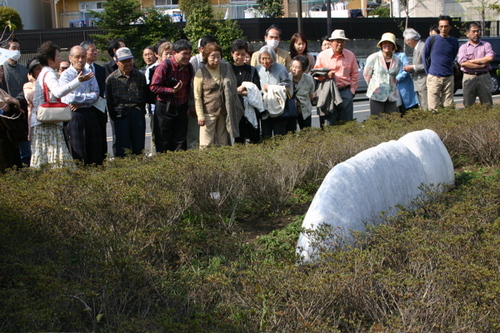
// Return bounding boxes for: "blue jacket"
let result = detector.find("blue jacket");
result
[395,52,419,109]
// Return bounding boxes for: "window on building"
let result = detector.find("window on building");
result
[79,1,106,12]
[230,0,257,19]
[154,0,179,7]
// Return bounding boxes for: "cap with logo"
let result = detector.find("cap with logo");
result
[115,47,134,61]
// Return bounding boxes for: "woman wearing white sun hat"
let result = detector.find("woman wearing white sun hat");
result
[363,32,402,116]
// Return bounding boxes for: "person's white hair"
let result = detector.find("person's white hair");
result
[403,28,421,41]
[258,45,276,63]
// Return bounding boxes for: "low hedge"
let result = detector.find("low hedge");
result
[1,105,500,331]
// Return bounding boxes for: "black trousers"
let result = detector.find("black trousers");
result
[111,107,146,158]
[154,101,188,152]
[67,107,107,165]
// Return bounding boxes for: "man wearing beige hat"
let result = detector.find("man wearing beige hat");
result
[314,29,359,126]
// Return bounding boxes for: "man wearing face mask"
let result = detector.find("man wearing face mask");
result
[1,38,30,166]
[250,25,292,70]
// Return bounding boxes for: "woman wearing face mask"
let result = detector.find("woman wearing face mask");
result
[363,32,401,116]
[289,33,315,73]
[194,43,243,148]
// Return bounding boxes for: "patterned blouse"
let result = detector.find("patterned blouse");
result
[363,51,401,103]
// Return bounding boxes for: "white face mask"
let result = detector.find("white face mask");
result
[266,39,279,49]
[10,50,21,62]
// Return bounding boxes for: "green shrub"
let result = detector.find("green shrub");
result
[0,7,23,30]
[1,105,500,331]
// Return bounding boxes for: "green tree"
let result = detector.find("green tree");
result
[256,0,284,18]
[138,8,181,49]
[91,0,180,64]
[457,0,499,34]
[180,0,243,60]
[370,6,390,18]
[182,0,217,43]
[0,7,23,31]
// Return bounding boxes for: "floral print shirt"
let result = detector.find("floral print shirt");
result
[363,51,401,102]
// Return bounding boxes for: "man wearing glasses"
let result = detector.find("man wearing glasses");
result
[457,22,495,107]
[422,15,459,110]
[150,39,194,152]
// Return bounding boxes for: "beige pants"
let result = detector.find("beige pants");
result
[427,74,454,110]
[199,112,229,148]
[416,88,428,110]
[462,73,493,107]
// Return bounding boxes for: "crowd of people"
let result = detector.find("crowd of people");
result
[0,15,495,170]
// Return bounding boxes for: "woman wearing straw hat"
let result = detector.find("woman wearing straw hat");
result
[363,32,402,116]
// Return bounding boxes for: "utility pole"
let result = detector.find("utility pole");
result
[297,0,303,34]
[326,0,332,35]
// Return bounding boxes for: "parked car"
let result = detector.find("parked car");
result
[455,37,500,94]
[357,60,368,93]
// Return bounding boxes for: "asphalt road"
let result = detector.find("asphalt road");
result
[106,91,500,155]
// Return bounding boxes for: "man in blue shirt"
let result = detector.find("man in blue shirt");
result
[422,15,459,110]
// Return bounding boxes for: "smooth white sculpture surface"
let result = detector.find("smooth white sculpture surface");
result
[398,129,454,187]
[297,130,454,262]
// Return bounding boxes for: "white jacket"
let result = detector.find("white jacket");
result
[263,84,287,118]
[241,81,264,129]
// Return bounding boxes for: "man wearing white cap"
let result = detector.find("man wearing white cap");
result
[106,47,148,157]
[314,29,359,125]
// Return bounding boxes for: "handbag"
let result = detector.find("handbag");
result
[280,90,298,119]
[36,72,72,123]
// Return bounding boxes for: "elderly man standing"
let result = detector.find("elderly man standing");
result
[314,29,359,125]
[1,38,30,165]
[457,22,495,107]
[106,47,148,157]
[81,40,107,159]
[60,45,105,165]
[250,25,292,70]
[422,15,459,110]
[403,28,428,110]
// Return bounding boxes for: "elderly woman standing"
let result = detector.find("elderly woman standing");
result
[30,41,93,168]
[395,43,419,114]
[289,55,315,129]
[194,43,243,148]
[257,45,291,138]
[363,33,401,116]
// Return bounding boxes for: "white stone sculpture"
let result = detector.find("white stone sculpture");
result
[297,129,454,262]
